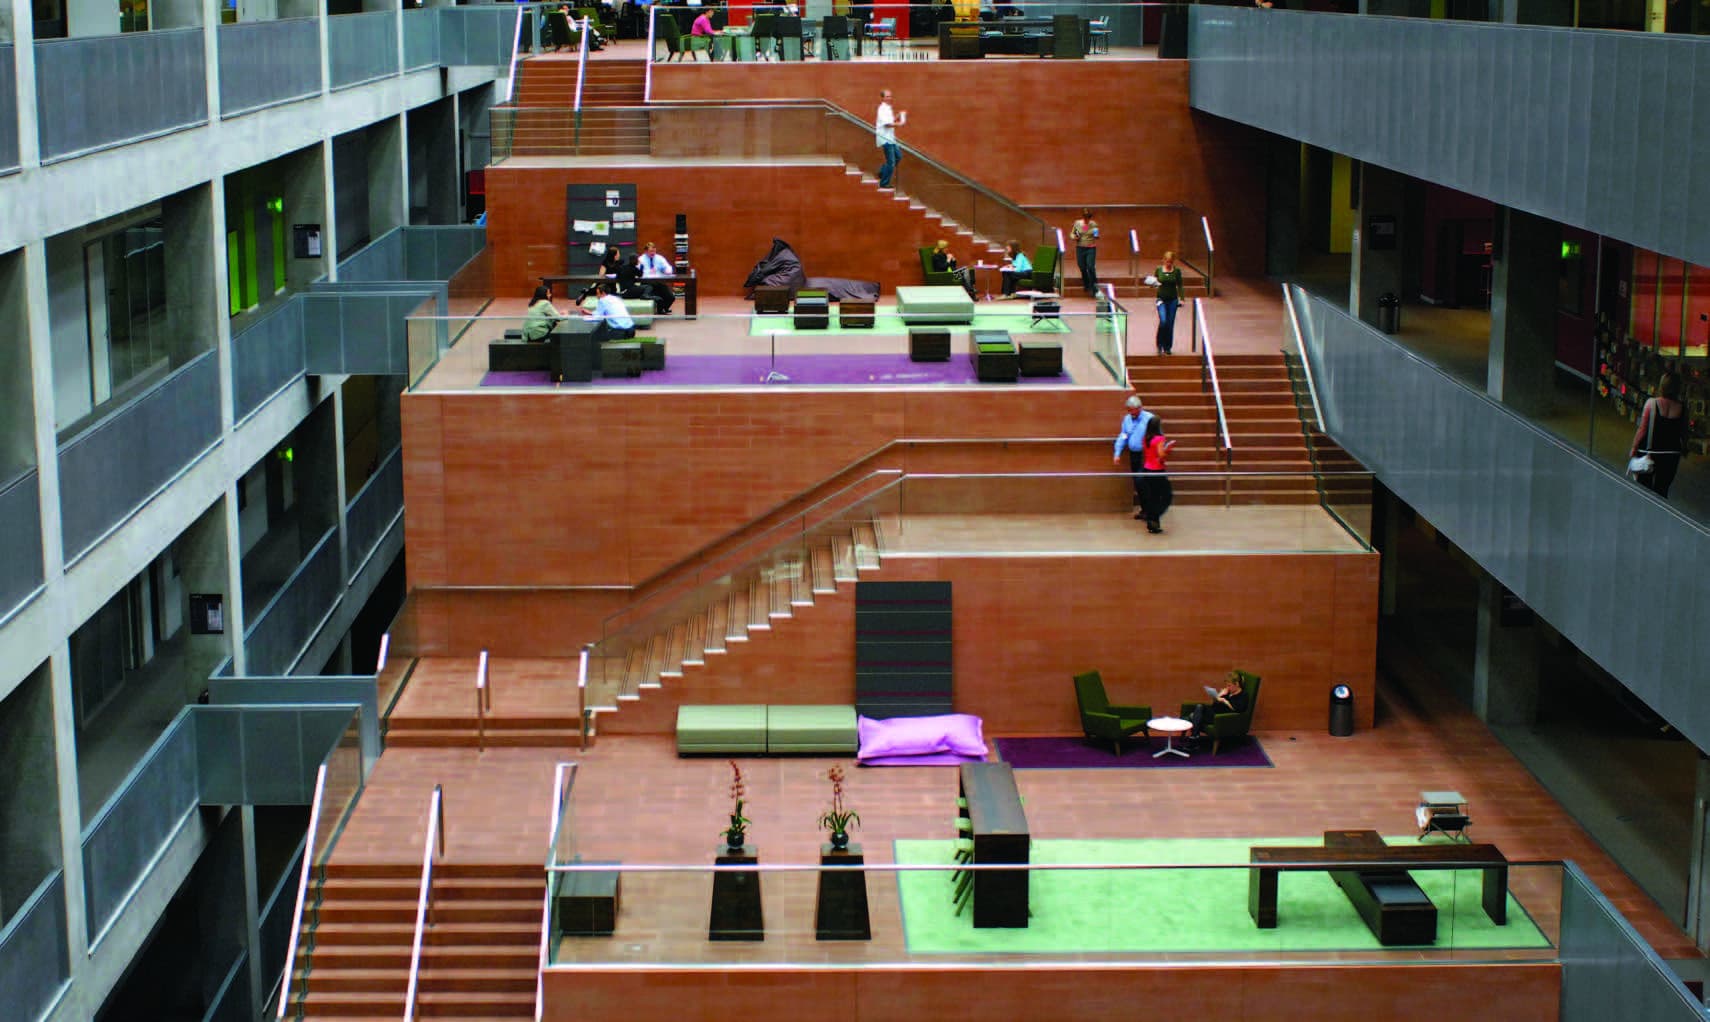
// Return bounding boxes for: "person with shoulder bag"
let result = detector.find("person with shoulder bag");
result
[1628,372,1688,498]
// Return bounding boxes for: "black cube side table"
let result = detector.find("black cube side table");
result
[556,861,622,937]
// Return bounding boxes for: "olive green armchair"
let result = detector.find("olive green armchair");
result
[1179,671,1261,755]
[919,247,960,287]
[1017,245,1059,293]
[1074,671,1151,756]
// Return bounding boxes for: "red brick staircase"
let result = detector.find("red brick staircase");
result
[294,861,541,1021]
[505,58,651,156]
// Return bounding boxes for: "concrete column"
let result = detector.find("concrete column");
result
[0,664,64,917]
[1487,206,1559,418]
[221,491,249,675]
[284,146,330,290]
[1472,574,1540,727]
[239,805,264,1020]
[9,0,39,170]
[367,116,407,242]
[1349,163,1406,330]
[320,139,340,282]
[416,99,461,226]
[46,646,89,973]
[208,176,237,432]
[1265,136,1301,279]
[163,186,219,369]
[180,504,238,688]
[1687,755,1710,951]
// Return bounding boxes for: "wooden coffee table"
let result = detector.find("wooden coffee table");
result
[1147,716,1192,758]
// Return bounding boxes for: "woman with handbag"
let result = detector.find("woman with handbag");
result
[1628,373,1688,498]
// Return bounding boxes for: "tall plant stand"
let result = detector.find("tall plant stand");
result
[709,845,764,941]
[815,843,871,941]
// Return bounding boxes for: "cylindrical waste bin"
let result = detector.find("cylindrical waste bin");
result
[1329,684,1355,737]
[1376,293,1400,334]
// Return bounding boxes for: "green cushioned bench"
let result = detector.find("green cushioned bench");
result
[896,285,976,326]
[676,704,858,756]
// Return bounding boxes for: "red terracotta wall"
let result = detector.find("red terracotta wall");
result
[544,962,1560,1022]
[647,59,1269,274]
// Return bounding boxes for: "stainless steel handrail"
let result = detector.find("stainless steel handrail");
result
[275,763,328,1021]
[503,5,526,104]
[535,762,578,1022]
[1283,284,1325,431]
[376,633,390,675]
[402,784,445,1022]
[643,5,656,102]
[475,650,491,751]
[1200,215,1215,297]
[1195,298,1234,506]
[576,647,592,750]
[572,16,589,113]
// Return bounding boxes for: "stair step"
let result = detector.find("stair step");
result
[726,588,751,641]
[852,521,881,569]
[810,544,836,594]
[703,601,728,654]
[746,577,770,631]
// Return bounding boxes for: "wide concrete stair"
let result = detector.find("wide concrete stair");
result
[1125,353,1321,505]
[295,861,541,1021]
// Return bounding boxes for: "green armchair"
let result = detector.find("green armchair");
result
[1179,671,1261,755]
[919,247,960,287]
[1074,671,1152,756]
[1019,245,1059,293]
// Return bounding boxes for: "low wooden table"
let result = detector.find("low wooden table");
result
[1249,830,1508,932]
[540,269,698,319]
[959,762,1029,928]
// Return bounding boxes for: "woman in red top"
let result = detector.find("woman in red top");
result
[1138,417,1176,534]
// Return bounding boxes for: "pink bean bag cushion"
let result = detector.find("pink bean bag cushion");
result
[856,713,988,761]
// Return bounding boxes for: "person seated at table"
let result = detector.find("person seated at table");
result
[931,239,976,298]
[522,285,563,342]
[637,241,677,314]
[580,248,625,301]
[1183,672,1248,749]
[584,281,636,340]
[683,6,715,60]
[998,240,1031,298]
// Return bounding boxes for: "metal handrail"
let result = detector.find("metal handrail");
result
[535,762,578,1022]
[275,763,328,1021]
[402,785,445,1022]
[475,649,491,750]
[576,647,592,750]
[376,633,390,675]
[572,16,589,112]
[643,5,656,102]
[1195,298,1233,490]
[1283,284,1325,431]
[1200,215,1215,297]
[502,4,526,104]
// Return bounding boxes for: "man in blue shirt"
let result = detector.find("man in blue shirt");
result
[1112,394,1155,518]
[584,282,636,340]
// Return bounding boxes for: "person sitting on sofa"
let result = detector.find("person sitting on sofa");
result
[583,281,636,340]
[522,285,562,341]
[999,240,1032,298]
[930,239,976,298]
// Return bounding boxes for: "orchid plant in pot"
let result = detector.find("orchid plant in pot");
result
[721,760,751,850]
[816,764,860,851]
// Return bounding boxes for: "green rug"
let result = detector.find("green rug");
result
[749,309,1071,337]
[894,838,1550,954]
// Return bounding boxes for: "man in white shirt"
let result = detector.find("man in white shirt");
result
[875,89,906,189]
[637,241,676,314]
[584,282,636,340]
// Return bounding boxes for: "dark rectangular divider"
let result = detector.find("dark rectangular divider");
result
[855,581,953,719]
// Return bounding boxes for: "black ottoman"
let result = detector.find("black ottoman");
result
[909,328,950,362]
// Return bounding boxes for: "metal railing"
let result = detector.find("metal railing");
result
[503,2,529,103]
[1194,214,1215,297]
[1195,297,1232,472]
[575,647,592,749]
[573,17,591,112]
[475,649,492,750]
[275,764,328,1022]
[534,762,578,1021]
[402,784,446,1022]
[1281,284,1324,430]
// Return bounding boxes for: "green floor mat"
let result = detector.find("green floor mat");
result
[893,837,1550,954]
[749,310,1071,337]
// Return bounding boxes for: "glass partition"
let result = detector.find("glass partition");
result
[542,857,1565,968]
[0,870,69,1022]
[406,309,1126,393]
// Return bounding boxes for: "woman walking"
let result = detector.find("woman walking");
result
[1138,417,1176,534]
[1152,252,1184,355]
[1070,208,1100,297]
[1629,372,1689,498]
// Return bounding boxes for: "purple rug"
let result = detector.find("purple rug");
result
[993,736,1272,770]
[479,353,1069,388]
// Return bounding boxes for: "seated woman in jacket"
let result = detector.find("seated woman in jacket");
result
[522,285,563,341]
[999,240,1032,298]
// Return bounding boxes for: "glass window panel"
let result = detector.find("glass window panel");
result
[1684,261,1710,358]
[1631,247,1658,346]
[1657,255,1686,354]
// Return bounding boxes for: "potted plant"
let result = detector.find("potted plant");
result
[721,760,751,850]
[816,764,860,851]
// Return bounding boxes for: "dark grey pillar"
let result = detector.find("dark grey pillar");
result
[1487,207,1559,417]
[1472,574,1540,726]
[163,186,217,368]
[1266,136,1301,279]
[1350,164,1405,329]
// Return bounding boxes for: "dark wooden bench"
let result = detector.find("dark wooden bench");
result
[1249,829,1508,946]
[488,341,555,373]
[909,327,949,362]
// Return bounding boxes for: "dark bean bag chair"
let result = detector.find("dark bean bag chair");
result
[743,239,879,303]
